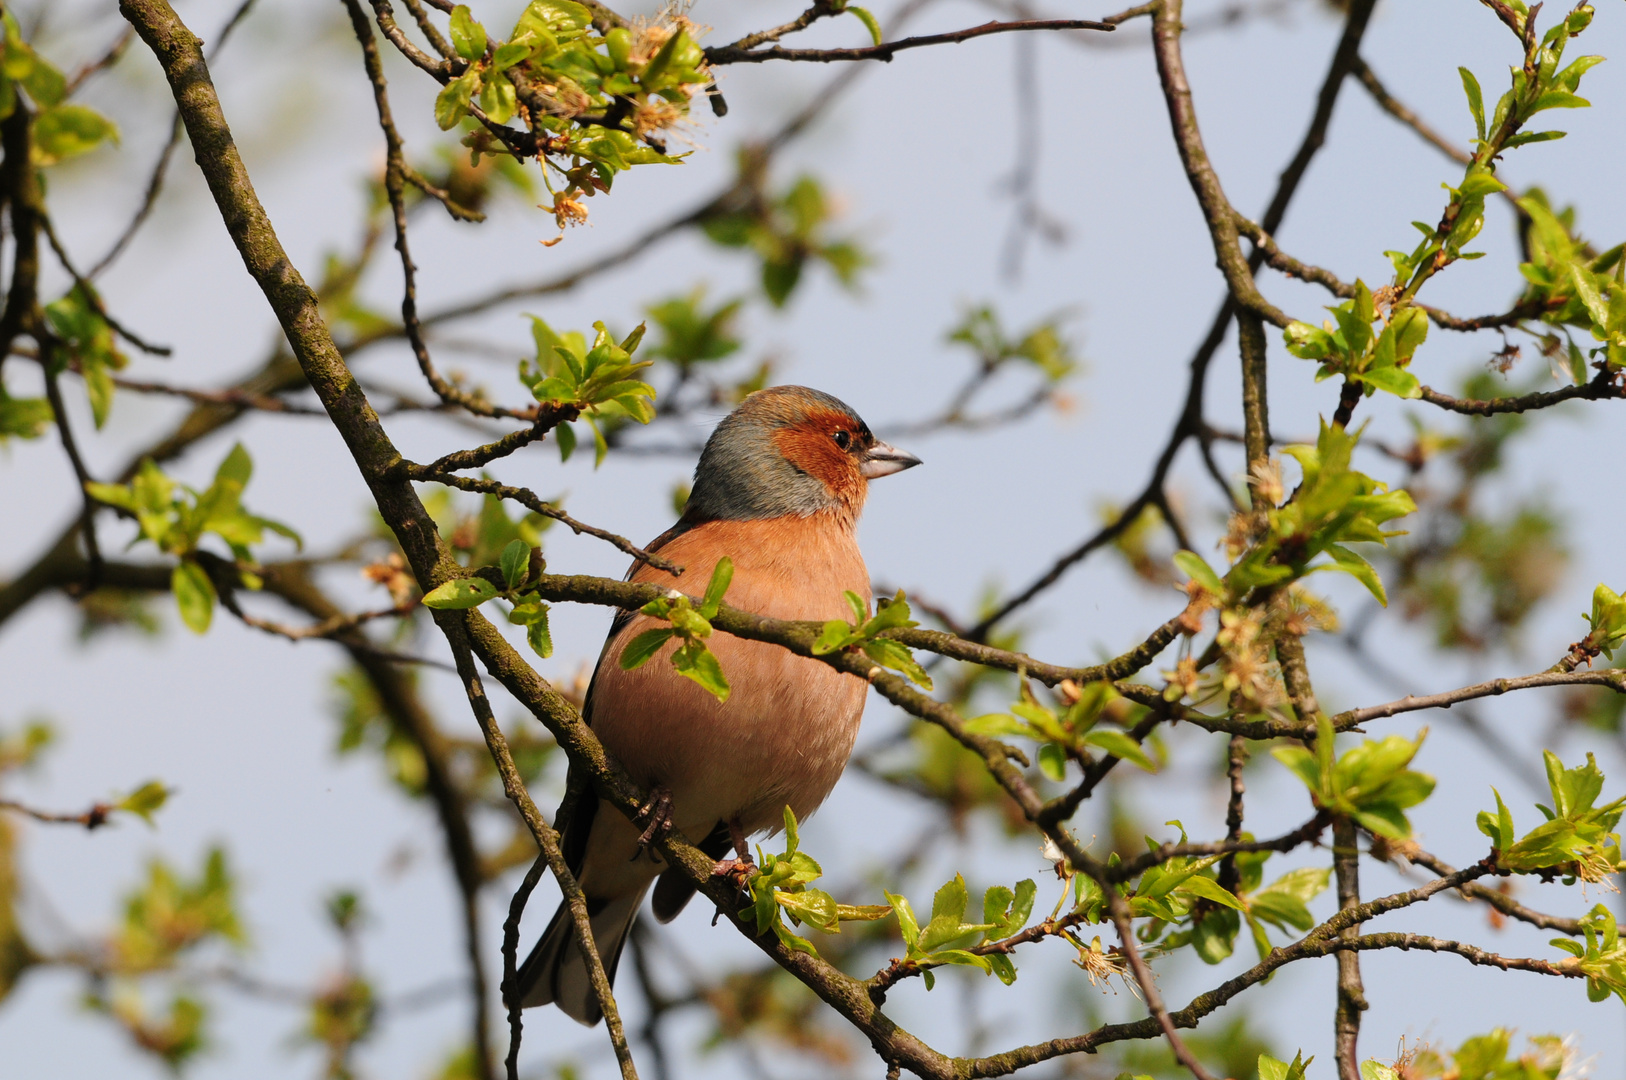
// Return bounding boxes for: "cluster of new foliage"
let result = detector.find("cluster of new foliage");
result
[4,0,1626,1078]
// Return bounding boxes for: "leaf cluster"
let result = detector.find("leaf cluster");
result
[966,681,1154,782]
[1514,192,1626,375]
[744,807,891,956]
[947,305,1078,383]
[85,445,301,634]
[885,873,1036,988]
[521,319,656,464]
[1580,582,1626,661]
[1180,422,1415,608]
[1273,715,1435,838]
[1284,281,1428,401]
[1390,8,1603,300]
[703,173,867,306]
[1361,1026,1571,1080]
[111,847,245,974]
[1,12,119,167]
[438,0,695,189]
[618,556,735,701]
[1552,903,1626,1004]
[1478,750,1625,881]
[811,590,932,689]
[422,537,556,660]
[45,284,126,429]
[1157,841,1332,968]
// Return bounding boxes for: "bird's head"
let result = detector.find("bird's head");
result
[684,386,921,527]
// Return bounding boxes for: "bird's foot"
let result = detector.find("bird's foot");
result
[711,856,758,890]
[634,785,675,853]
[711,817,757,888]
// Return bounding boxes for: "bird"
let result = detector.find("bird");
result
[512,385,921,1024]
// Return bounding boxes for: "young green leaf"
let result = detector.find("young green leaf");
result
[172,560,215,634]
[619,627,674,669]
[422,577,499,610]
[500,539,531,590]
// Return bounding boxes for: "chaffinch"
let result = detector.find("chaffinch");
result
[514,385,920,1024]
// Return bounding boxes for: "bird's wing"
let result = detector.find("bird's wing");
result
[553,520,696,875]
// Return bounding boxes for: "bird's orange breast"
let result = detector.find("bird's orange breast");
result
[588,512,871,835]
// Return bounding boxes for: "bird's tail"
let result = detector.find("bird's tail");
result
[512,886,647,1025]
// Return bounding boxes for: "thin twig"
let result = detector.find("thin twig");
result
[503,856,548,1080]
[439,618,639,1079]
[0,797,114,828]
[1332,667,1626,727]
[972,0,1375,635]
[706,18,1113,65]
[1104,888,1219,1080]
[1418,374,1623,415]
[1404,848,1583,934]
[37,207,170,355]
[348,0,529,421]
[409,470,681,574]
[113,376,327,413]
[65,27,135,94]
[89,0,261,278]
[40,354,104,593]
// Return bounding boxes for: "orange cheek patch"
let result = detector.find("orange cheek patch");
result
[772,414,867,514]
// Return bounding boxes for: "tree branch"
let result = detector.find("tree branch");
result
[0,797,114,829]
[704,18,1114,66]
[1332,667,1626,727]
[408,471,682,574]
[1418,374,1624,415]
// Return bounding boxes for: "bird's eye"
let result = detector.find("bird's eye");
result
[832,429,852,450]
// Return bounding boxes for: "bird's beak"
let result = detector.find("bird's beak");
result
[859,440,922,479]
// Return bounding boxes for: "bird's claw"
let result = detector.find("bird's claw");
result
[711,857,758,890]
[634,785,675,853]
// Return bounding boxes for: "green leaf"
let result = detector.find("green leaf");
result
[116,780,171,826]
[861,637,933,690]
[479,72,517,125]
[886,890,920,947]
[1082,729,1157,772]
[434,70,479,129]
[1037,742,1068,782]
[700,556,733,618]
[673,640,730,702]
[500,538,530,590]
[172,560,215,634]
[215,442,253,489]
[619,627,674,669]
[449,5,488,60]
[1356,363,1422,399]
[847,5,883,45]
[1459,66,1486,141]
[1323,543,1390,606]
[527,612,554,659]
[963,713,1035,739]
[421,577,498,610]
[811,619,856,655]
[32,104,118,166]
[1272,745,1322,794]
[1173,550,1225,594]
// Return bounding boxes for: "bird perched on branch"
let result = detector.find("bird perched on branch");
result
[514,385,921,1024]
